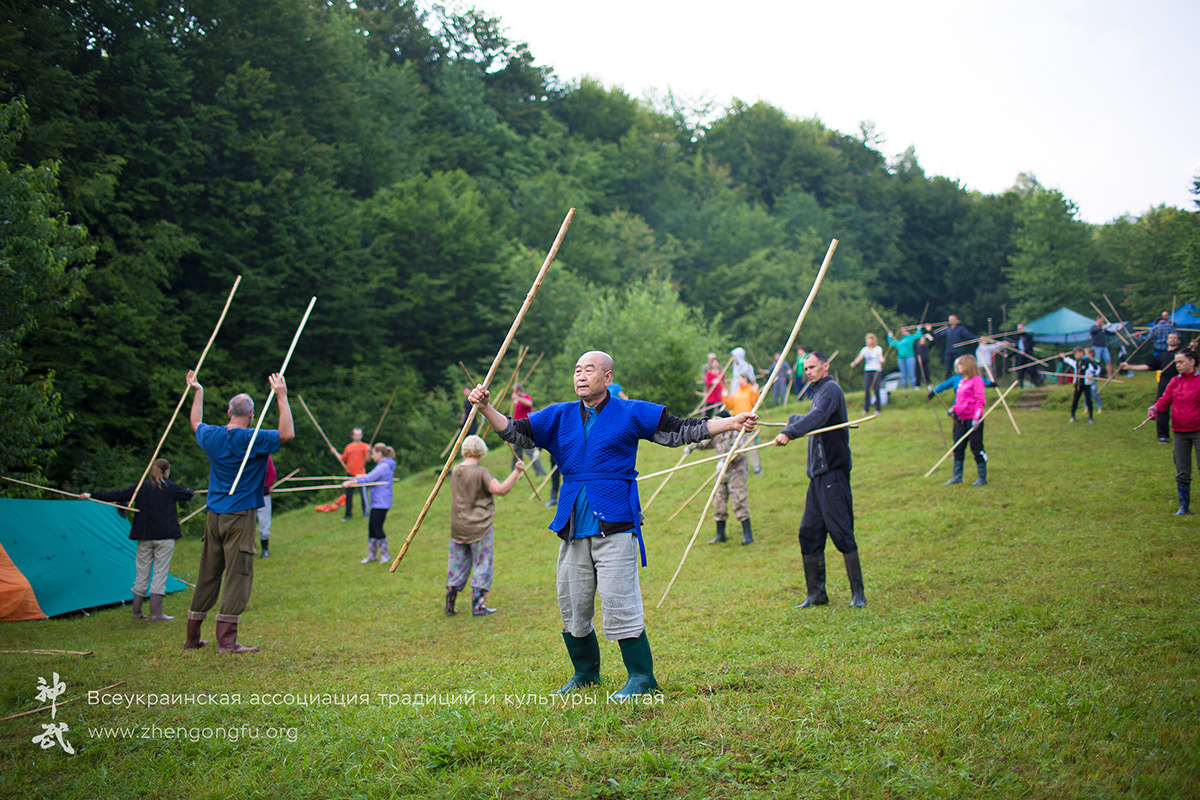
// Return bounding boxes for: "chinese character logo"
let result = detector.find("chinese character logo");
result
[31,673,74,755]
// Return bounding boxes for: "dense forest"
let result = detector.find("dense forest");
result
[3,0,1198,499]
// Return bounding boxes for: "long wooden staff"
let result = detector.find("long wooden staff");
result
[228,297,317,495]
[871,307,898,362]
[478,347,526,441]
[459,362,542,501]
[666,471,718,522]
[1,475,135,512]
[519,351,544,385]
[689,355,735,417]
[982,365,1020,434]
[923,380,1018,478]
[271,481,387,493]
[1089,301,1133,350]
[297,395,355,476]
[390,208,576,571]
[528,463,559,501]
[659,239,838,608]
[1099,296,1135,348]
[640,450,690,512]
[180,467,300,525]
[638,416,875,481]
[129,276,241,509]
[368,390,398,448]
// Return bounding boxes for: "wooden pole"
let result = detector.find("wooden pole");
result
[129,276,242,509]
[641,450,690,511]
[923,380,1018,478]
[982,365,1021,435]
[458,362,542,501]
[1,476,135,512]
[270,481,387,493]
[528,463,559,501]
[367,389,398,448]
[390,208,576,571]
[638,416,875,481]
[1132,417,1151,431]
[688,355,734,417]
[297,394,354,475]
[666,471,718,522]
[228,297,317,496]
[659,240,838,608]
[478,347,526,441]
[1101,294,1135,347]
[954,329,1022,348]
[519,351,544,385]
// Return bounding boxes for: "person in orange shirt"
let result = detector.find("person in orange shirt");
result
[331,427,371,520]
[724,373,763,474]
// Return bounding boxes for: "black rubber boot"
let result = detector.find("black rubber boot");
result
[131,593,146,620]
[795,552,828,608]
[971,461,987,486]
[1178,482,1191,515]
[183,612,207,649]
[444,587,458,615]
[943,459,964,485]
[741,517,753,545]
[709,520,727,545]
[843,551,866,608]
[610,630,658,701]
[557,630,602,694]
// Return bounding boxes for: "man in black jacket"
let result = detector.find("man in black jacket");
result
[932,315,975,380]
[774,352,864,609]
[1011,323,1043,387]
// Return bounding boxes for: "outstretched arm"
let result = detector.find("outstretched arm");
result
[488,461,526,496]
[187,371,203,431]
[271,373,294,443]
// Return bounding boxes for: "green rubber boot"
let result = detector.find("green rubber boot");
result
[557,630,602,694]
[609,630,658,701]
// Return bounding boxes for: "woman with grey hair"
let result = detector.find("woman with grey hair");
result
[445,434,525,616]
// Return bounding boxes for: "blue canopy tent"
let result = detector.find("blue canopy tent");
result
[1171,303,1200,328]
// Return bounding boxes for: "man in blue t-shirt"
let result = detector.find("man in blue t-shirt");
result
[183,370,294,653]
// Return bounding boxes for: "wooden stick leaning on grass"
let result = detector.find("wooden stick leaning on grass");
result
[923,380,1019,478]
[459,362,542,502]
[129,276,241,510]
[367,389,397,448]
[982,365,1021,435]
[0,475,136,512]
[390,208,576,572]
[0,680,125,723]
[666,471,718,522]
[658,239,838,609]
[228,297,316,496]
[297,394,355,476]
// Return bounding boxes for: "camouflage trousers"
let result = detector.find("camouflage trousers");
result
[713,462,750,521]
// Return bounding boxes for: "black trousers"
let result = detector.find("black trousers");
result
[1070,382,1093,419]
[368,507,388,540]
[863,371,882,412]
[952,418,986,463]
[797,469,856,555]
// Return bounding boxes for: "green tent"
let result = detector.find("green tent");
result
[1024,307,1095,344]
[0,498,186,620]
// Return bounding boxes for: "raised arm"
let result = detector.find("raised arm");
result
[270,373,294,443]
[187,370,204,431]
[488,461,526,496]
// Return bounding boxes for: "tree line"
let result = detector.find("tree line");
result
[2,0,1197,501]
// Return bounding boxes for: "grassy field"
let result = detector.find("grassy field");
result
[1,375,1197,799]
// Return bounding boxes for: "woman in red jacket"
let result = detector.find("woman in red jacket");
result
[1147,347,1199,515]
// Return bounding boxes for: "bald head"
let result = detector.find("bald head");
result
[574,351,614,407]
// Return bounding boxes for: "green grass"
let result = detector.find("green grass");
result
[2,375,1197,799]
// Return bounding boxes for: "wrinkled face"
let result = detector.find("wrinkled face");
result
[574,352,613,402]
[1175,352,1197,375]
[802,355,829,382]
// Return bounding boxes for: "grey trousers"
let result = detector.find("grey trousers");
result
[133,539,175,596]
[1174,429,1200,485]
[557,533,643,641]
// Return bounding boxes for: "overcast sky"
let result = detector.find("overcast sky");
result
[459,0,1198,224]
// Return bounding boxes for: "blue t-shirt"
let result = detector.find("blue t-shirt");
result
[196,423,281,514]
[571,406,603,539]
[609,382,623,398]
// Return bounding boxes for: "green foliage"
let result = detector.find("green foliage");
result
[1006,185,1099,320]
[555,278,724,413]
[0,99,93,479]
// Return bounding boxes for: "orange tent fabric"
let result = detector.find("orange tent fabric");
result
[0,540,46,621]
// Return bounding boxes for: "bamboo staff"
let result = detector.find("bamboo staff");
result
[638,416,875,482]
[982,365,1021,435]
[870,308,898,362]
[923,380,1018,478]
[0,680,125,723]
[271,481,387,493]
[297,394,355,476]
[1089,301,1133,348]
[955,329,1022,348]
[368,389,398,448]
[520,351,544,385]
[478,346,527,441]
[528,463,559,501]
[180,467,300,525]
[688,355,734,417]
[228,296,317,495]
[659,239,838,608]
[390,208,576,571]
[1041,371,1124,383]
[1099,295,1135,347]
[1132,418,1151,431]
[1,476,136,512]
[458,362,541,501]
[666,471,717,522]
[641,450,690,511]
[129,276,241,510]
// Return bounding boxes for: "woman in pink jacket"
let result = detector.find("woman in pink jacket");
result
[943,354,988,486]
[1146,347,1199,515]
